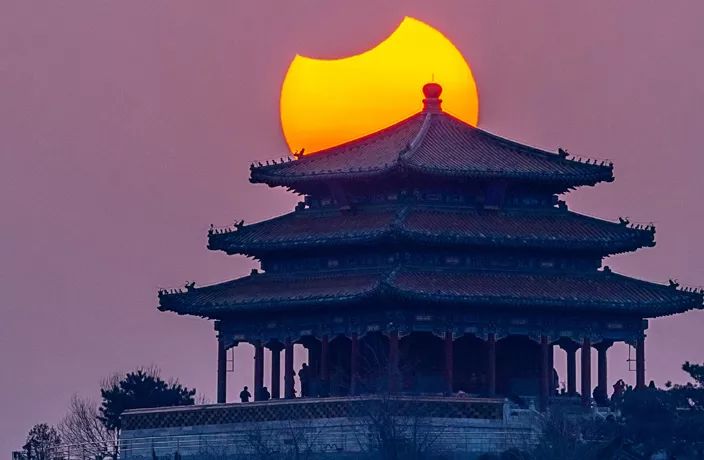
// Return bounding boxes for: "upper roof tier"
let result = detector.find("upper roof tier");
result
[208,205,655,258]
[251,84,614,193]
[158,267,702,319]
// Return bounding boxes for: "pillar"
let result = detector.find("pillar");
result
[270,346,281,399]
[284,338,295,399]
[444,331,454,394]
[308,343,320,377]
[350,333,359,395]
[581,338,591,406]
[254,341,264,401]
[217,337,227,404]
[636,336,646,389]
[388,330,400,392]
[540,335,550,411]
[548,343,554,392]
[487,333,496,396]
[565,345,577,396]
[320,335,329,385]
[595,341,612,404]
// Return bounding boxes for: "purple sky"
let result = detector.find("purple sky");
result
[2,0,704,454]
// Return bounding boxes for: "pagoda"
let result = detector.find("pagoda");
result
[158,83,702,410]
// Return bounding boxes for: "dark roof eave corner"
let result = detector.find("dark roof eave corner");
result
[206,233,229,254]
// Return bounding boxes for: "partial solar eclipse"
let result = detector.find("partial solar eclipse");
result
[280,17,479,154]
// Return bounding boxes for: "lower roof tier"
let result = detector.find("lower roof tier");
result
[208,206,655,257]
[158,267,702,319]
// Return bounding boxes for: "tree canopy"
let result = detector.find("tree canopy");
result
[23,423,61,460]
[99,369,195,431]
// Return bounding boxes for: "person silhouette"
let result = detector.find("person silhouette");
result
[239,386,251,403]
[261,386,271,401]
[299,363,310,397]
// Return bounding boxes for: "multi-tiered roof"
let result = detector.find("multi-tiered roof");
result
[159,83,701,324]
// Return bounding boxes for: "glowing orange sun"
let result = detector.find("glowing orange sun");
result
[280,17,479,154]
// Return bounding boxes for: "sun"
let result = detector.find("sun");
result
[280,17,479,154]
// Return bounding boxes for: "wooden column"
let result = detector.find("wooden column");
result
[487,333,496,396]
[595,341,612,403]
[565,345,577,396]
[270,346,281,399]
[540,335,550,411]
[254,341,264,401]
[284,338,295,399]
[388,330,400,393]
[350,333,359,395]
[444,331,454,394]
[636,336,646,389]
[581,338,591,406]
[308,343,320,378]
[217,337,227,404]
[548,343,554,392]
[320,335,329,384]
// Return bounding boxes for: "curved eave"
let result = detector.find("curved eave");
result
[157,269,702,319]
[208,231,653,258]
[250,165,395,187]
[389,284,698,318]
[250,162,613,191]
[158,287,380,320]
[400,161,614,188]
[206,213,655,258]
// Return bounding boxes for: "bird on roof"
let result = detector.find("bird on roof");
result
[558,148,569,158]
[293,148,305,160]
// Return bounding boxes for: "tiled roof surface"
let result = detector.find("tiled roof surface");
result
[250,112,613,189]
[160,271,381,314]
[406,114,610,180]
[390,271,698,314]
[208,206,654,256]
[159,268,701,318]
[251,114,425,180]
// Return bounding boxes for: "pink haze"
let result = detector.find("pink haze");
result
[1,0,704,455]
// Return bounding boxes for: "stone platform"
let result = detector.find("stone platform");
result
[120,396,540,459]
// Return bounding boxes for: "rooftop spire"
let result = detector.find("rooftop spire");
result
[422,82,443,113]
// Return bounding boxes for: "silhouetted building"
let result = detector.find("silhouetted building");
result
[158,83,701,412]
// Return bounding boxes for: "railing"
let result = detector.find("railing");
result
[121,395,506,431]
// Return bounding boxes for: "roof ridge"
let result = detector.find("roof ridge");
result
[400,112,433,162]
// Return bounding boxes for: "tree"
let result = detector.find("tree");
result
[58,394,117,459]
[682,361,704,386]
[23,423,61,460]
[99,368,196,432]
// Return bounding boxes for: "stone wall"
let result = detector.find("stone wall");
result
[119,396,540,459]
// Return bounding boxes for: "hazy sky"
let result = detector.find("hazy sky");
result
[2,0,704,454]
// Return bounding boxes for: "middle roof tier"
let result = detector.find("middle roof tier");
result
[208,204,655,258]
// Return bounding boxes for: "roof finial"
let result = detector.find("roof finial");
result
[422,82,443,113]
